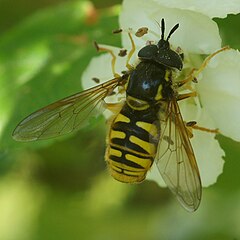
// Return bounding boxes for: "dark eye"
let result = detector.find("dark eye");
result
[138,45,158,60]
[155,49,183,70]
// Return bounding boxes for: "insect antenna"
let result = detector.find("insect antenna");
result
[161,18,165,40]
[166,23,179,41]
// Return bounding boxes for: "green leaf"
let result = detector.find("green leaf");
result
[0,1,121,150]
[214,13,240,49]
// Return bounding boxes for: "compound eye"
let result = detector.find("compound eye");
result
[155,49,183,70]
[138,44,158,60]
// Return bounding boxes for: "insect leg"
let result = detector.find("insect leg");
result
[114,26,155,70]
[177,92,197,101]
[178,93,219,136]
[178,46,230,87]
[193,46,230,78]
[125,32,136,70]
[94,41,120,78]
[177,68,197,87]
[112,28,136,70]
[186,121,219,135]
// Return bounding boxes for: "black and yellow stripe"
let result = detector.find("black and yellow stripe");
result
[105,103,160,183]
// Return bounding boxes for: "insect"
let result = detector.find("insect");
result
[12,19,228,212]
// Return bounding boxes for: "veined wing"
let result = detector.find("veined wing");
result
[156,100,202,212]
[13,77,126,141]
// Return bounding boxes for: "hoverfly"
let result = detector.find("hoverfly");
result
[13,19,228,212]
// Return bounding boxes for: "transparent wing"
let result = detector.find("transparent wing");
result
[156,100,202,212]
[13,77,125,141]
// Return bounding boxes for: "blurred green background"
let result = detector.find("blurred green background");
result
[0,0,240,239]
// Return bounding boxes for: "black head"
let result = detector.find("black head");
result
[138,19,183,70]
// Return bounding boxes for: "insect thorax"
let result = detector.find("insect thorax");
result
[126,60,174,106]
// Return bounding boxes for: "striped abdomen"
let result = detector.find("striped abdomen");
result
[105,104,160,183]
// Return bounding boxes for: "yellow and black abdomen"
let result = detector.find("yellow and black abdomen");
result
[105,103,160,183]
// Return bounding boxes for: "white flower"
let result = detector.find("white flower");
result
[82,0,240,187]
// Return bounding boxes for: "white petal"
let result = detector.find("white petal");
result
[81,48,127,89]
[81,46,128,96]
[120,0,221,54]
[81,49,128,118]
[192,129,225,187]
[152,0,240,18]
[82,54,113,89]
[180,102,225,187]
[197,49,240,141]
